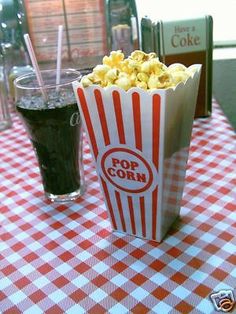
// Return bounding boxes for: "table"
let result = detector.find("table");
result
[0,100,235,314]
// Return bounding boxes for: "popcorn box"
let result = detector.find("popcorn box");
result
[73,64,201,242]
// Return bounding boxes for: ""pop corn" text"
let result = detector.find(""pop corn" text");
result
[106,158,146,182]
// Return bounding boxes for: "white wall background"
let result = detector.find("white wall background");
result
[136,0,236,43]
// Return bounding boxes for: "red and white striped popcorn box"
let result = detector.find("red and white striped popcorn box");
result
[73,64,201,242]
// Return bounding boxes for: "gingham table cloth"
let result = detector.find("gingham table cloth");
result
[0,100,235,314]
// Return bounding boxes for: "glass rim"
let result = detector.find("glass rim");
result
[14,68,82,90]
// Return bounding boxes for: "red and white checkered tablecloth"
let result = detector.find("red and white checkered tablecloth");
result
[0,100,235,314]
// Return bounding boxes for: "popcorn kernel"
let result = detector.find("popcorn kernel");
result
[93,64,110,77]
[140,61,151,73]
[81,76,93,87]
[147,52,157,60]
[115,76,131,91]
[137,72,149,83]
[130,50,146,62]
[105,69,118,82]
[147,74,160,89]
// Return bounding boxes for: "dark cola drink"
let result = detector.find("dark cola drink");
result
[16,91,82,201]
[15,69,84,202]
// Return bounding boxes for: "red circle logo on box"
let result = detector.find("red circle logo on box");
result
[99,147,156,193]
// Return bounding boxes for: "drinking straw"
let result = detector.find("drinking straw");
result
[56,25,63,91]
[24,34,48,101]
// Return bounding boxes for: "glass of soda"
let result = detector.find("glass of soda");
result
[14,69,85,202]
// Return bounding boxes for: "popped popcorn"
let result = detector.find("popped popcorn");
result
[81,50,192,91]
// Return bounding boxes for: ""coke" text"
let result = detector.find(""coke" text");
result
[171,25,200,48]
